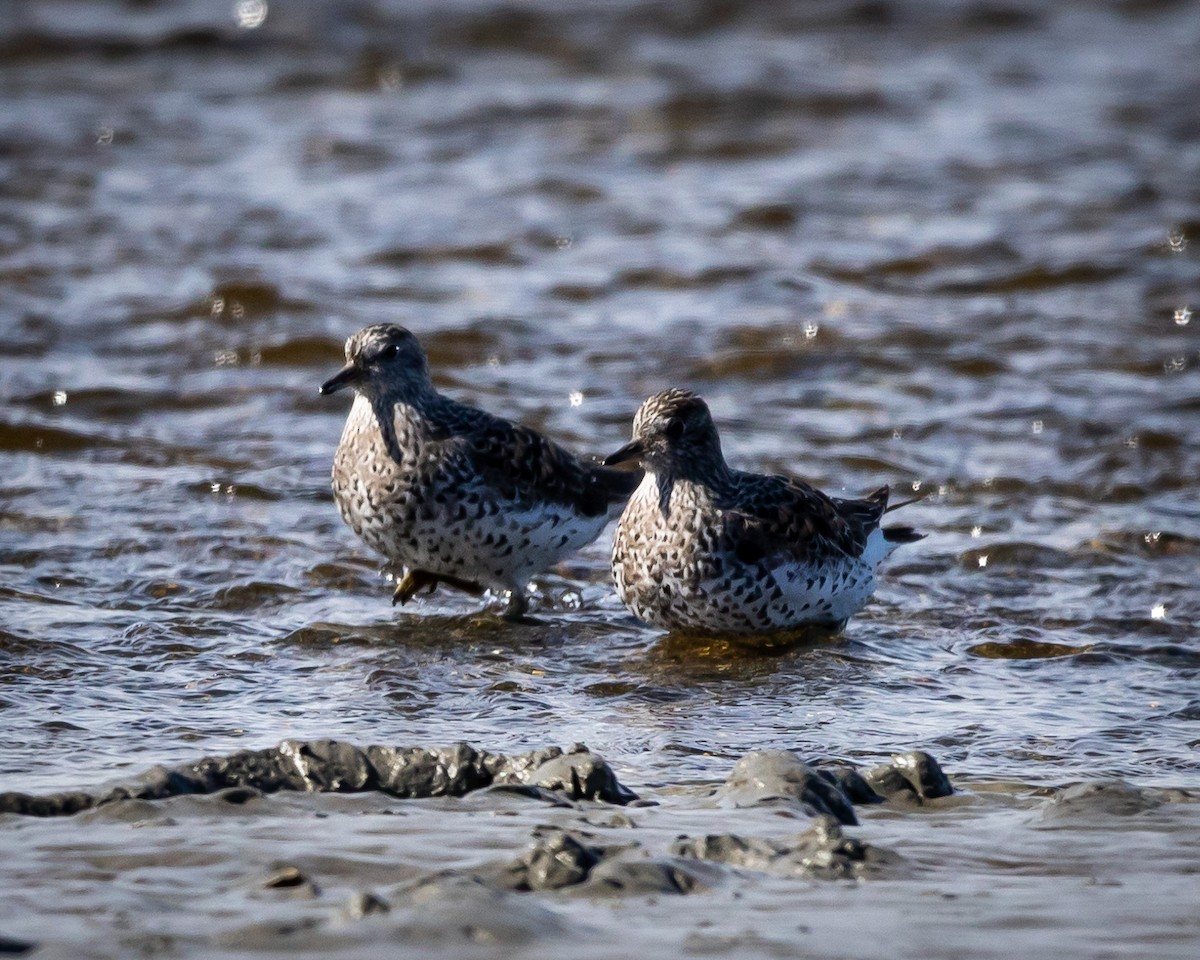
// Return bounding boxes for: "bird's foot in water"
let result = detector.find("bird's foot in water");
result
[392,570,436,606]
[501,588,546,625]
[392,570,485,606]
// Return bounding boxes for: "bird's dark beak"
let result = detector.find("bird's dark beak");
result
[319,363,363,396]
[603,439,644,467]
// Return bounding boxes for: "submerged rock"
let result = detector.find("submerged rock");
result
[494,829,713,896]
[484,783,576,807]
[1042,780,1164,820]
[0,740,636,817]
[673,814,906,880]
[394,875,574,944]
[211,785,264,805]
[491,816,902,897]
[582,856,710,895]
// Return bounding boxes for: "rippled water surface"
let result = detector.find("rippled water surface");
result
[2,0,1200,956]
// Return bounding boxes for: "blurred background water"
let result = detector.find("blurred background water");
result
[1,0,1199,956]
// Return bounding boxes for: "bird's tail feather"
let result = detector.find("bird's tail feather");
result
[885,489,932,512]
[858,486,926,546]
[883,525,925,544]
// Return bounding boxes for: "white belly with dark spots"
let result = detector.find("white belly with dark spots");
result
[613,480,892,633]
[352,491,608,592]
[761,555,879,627]
[331,395,613,591]
[622,557,880,633]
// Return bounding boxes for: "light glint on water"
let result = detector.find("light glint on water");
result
[234,0,268,30]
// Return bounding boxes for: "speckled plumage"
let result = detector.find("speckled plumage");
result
[605,389,924,635]
[321,324,638,617]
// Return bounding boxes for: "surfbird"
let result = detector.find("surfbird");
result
[319,324,639,619]
[603,389,924,634]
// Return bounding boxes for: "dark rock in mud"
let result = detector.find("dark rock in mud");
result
[863,751,954,803]
[582,856,710,895]
[482,743,570,782]
[1042,780,1164,820]
[260,863,321,898]
[816,765,886,805]
[343,891,390,919]
[500,830,606,891]
[0,935,36,956]
[491,816,900,896]
[0,741,636,817]
[673,814,905,880]
[495,829,710,896]
[283,739,377,792]
[133,748,310,800]
[0,790,96,818]
[714,750,860,824]
[365,742,487,797]
[514,748,639,804]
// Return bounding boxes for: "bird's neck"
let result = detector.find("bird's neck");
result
[370,380,441,420]
[365,382,444,463]
[650,453,733,491]
[642,457,732,518]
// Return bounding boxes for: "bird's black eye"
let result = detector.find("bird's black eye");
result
[380,343,401,361]
[664,417,685,441]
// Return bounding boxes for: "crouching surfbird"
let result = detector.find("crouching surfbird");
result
[603,389,924,635]
[320,324,639,619]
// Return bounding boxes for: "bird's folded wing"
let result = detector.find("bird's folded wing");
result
[722,475,878,566]
[457,416,631,517]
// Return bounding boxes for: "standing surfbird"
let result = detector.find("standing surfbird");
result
[319,324,638,619]
[603,389,924,635]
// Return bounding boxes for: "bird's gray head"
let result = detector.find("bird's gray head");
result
[319,324,432,400]
[604,389,726,476]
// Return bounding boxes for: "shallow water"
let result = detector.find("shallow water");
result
[2,0,1199,956]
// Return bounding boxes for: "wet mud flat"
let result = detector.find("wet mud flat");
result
[3,739,1199,959]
